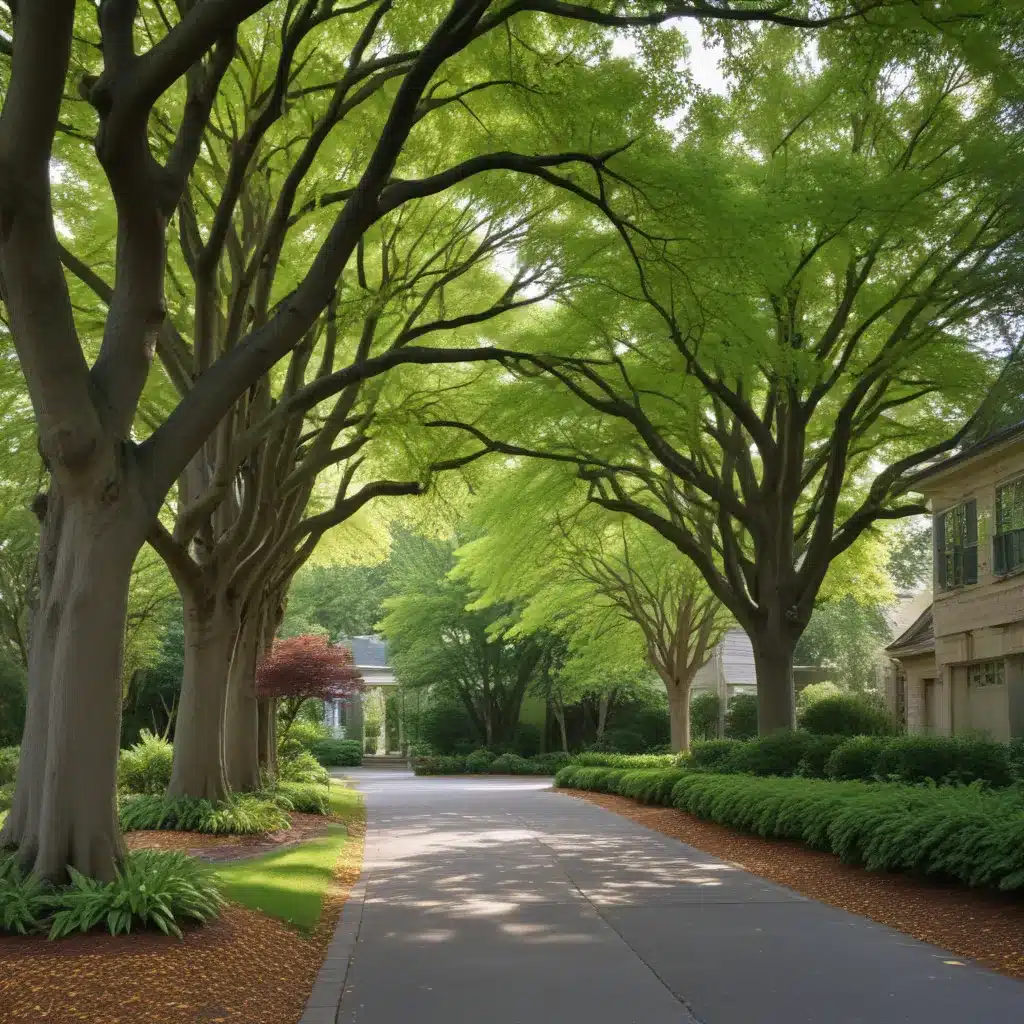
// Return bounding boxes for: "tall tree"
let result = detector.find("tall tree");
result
[432,33,1024,733]
[459,464,729,750]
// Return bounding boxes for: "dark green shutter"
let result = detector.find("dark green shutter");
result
[934,512,946,589]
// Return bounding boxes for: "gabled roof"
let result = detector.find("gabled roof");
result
[885,604,934,657]
[913,419,1024,487]
[346,635,388,668]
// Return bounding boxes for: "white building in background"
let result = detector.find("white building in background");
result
[691,629,758,701]
[324,635,397,738]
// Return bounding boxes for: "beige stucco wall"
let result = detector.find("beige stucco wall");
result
[892,436,1024,740]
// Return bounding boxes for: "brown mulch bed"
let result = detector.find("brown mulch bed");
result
[124,812,332,863]
[0,805,366,1023]
[566,789,1024,980]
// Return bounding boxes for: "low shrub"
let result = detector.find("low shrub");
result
[0,746,19,787]
[530,752,571,774]
[601,728,647,754]
[825,736,889,781]
[0,850,223,939]
[271,782,330,815]
[795,735,849,779]
[364,737,378,755]
[117,730,174,795]
[278,720,329,761]
[465,748,497,772]
[556,767,1024,891]
[690,690,721,741]
[1011,738,1024,782]
[571,752,681,770]
[689,739,745,773]
[119,794,290,834]
[724,694,758,740]
[0,782,13,813]
[513,723,542,758]
[413,755,467,775]
[799,693,895,737]
[738,731,814,777]
[277,751,330,787]
[310,738,362,767]
[874,735,1012,788]
[488,753,532,774]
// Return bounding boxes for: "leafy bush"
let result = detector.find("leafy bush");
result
[530,752,571,774]
[49,851,223,939]
[689,739,745,773]
[117,730,174,795]
[488,752,532,774]
[690,691,721,741]
[724,694,758,740]
[825,736,889,781]
[119,794,290,834]
[571,752,681,770]
[796,681,845,712]
[310,738,362,767]
[277,750,330,787]
[0,746,18,786]
[420,700,477,755]
[800,693,895,737]
[1011,738,1024,782]
[0,850,223,939]
[874,735,1012,788]
[0,853,53,935]
[0,782,13,813]
[556,767,1024,891]
[272,782,330,815]
[364,737,378,754]
[465,748,497,772]
[278,719,328,758]
[738,731,814,777]
[0,657,26,748]
[795,735,849,779]
[413,755,467,775]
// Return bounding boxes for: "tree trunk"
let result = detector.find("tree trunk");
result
[667,679,692,753]
[168,589,237,801]
[597,692,611,741]
[224,609,261,792]
[750,633,797,734]
[1,483,147,882]
[555,704,569,755]
[257,698,277,776]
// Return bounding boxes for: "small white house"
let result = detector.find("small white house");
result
[691,629,758,701]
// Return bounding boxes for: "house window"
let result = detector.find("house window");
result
[935,500,977,589]
[968,660,1005,687]
[994,478,1024,575]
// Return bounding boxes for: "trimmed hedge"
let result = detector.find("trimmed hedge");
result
[571,752,682,770]
[309,738,362,767]
[554,766,1024,891]
[799,693,895,737]
[413,751,571,776]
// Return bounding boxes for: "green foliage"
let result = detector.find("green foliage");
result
[277,719,329,760]
[690,691,721,741]
[571,752,682,770]
[117,730,174,795]
[272,782,330,816]
[874,736,1012,788]
[724,695,758,740]
[119,794,290,835]
[277,751,330,787]
[0,656,26,748]
[794,597,893,691]
[796,682,845,712]
[418,698,478,755]
[795,735,850,779]
[800,693,895,737]
[555,769,1024,891]
[690,740,746,773]
[281,563,392,642]
[513,723,542,758]
[48,851,223,940]
[310,738,362,767]
[1,850,223,939]
[601,728,647,754]
[0,745,18,786]
[737,731,815,777]
[413,755,467,775]
[465,748,496,772]
[0,853,53,935]
[825,736,891,781]
[1011,738,1024,782]
[0,782,13,814]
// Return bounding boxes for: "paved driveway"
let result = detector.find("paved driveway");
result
[307,770,1024,1024]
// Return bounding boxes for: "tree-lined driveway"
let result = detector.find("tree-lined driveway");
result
[307,770,1024,1024]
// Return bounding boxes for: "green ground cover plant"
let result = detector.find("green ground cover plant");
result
[554,766,1024,891]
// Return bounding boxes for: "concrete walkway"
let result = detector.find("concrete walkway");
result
[303,769,1024,1024]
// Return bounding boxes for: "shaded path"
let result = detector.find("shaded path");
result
[302,770,1024,1023]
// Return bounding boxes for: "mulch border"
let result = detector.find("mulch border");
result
[561,787,1024,981]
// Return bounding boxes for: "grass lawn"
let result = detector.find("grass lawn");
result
[215,780,364,931]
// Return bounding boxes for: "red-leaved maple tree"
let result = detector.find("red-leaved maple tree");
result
[256,634,364,737]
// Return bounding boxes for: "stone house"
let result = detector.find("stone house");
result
[885,422,1024,741]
